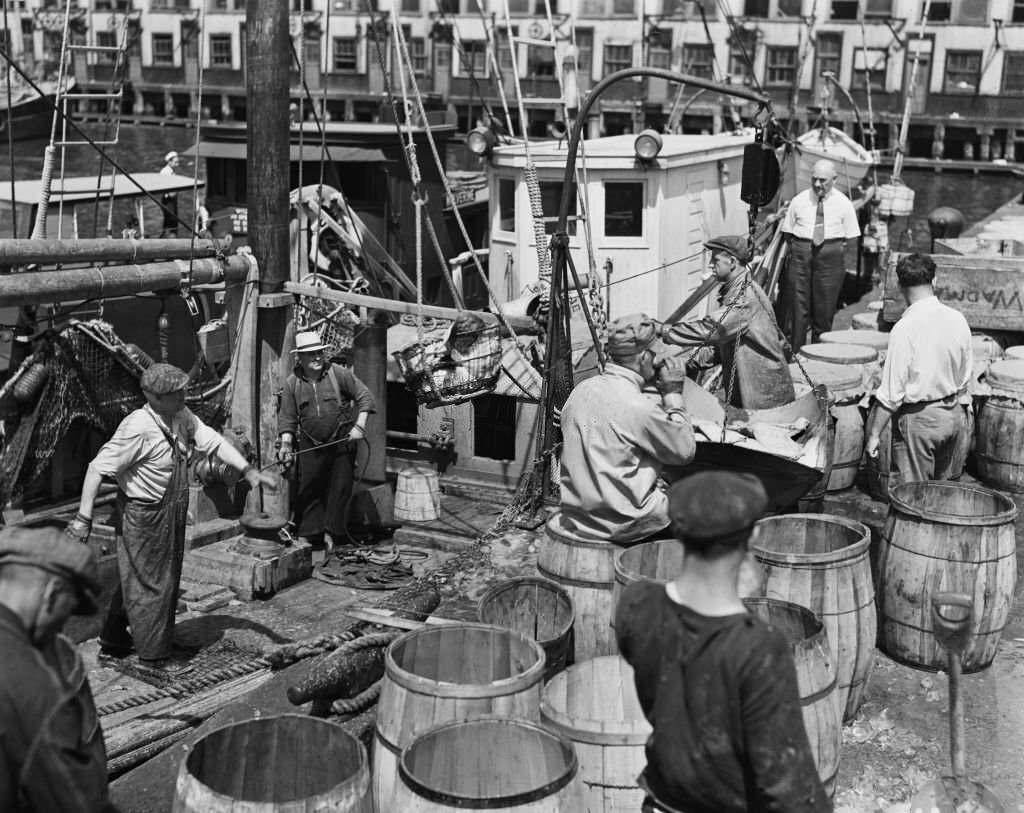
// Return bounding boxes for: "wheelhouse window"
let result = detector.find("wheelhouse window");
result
[1015,0,1024,23]
[604,182,644,238]
[944,50,981,93]
[603,43,632,77]
[853,48,886,91]
[765,46,797,87]
[498,178,516,232]
[1002,51,1024,93]
[539,181,577,236]
[332,37,357,72]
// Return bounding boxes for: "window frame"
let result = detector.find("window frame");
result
[681,42,714,79]
[603,42,633,78]
[852,47,887,91]
[1001,50,1024,94]
[456,39,487,77]
[208,33,232,67]
[603,180,645,240]
[764,45,797,87]
[332,36,358,72]
[496,177,516,234]
[151,32,174,66]
[943,49,981,94]
[539,180,577,237]
[95,30,118,63]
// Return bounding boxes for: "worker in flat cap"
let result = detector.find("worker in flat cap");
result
[0,525,117,812]
[661,235,795,410]
[558,314,696,544]
[67,363,276,673]
[616,472,831,813]
[277,331,376,551]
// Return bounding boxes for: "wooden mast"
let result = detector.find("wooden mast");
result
[245,0,291,516]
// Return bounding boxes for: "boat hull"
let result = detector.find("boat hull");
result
[0,92,56,142]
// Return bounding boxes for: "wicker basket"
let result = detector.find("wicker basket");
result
[298,298,358,355]
[393,325,503,407]
[877,181,915,218]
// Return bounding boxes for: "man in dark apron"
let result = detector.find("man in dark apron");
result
[277,331,376,551]
[66,364,275,672]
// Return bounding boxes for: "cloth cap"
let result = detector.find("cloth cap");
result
[0,526,101,615]
[164,151,179,163]
[668,471,768,541]
[292,331,331,354]
[605,313,668,362]
[140,363,190,395]
[704,235,751,265]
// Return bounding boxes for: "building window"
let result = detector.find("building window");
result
[496,27,515,71]
[864,0,893,16]
[853,48,886,91]
[96,30,118,63]
[1002,51,1024,93]
[292,0,312,9]
[409,37,427,74]
[728,29,756,84]
[332,37,357,72]
[944,50,981,92]
[815,32,841,82]
[745,0,799,16]
[401,0,419,10]
[681,43,714,79]
[603,43,632,77]
[528,43,555,76]
[457,40,487,76]
[646,28,671,69]
[208,34,232,66]
[214,0,246,9]
[540,181,576,236]
[576,29,593,77]
[605,182,643,237]
[435,0,458,12]
[94,0,132,9]
[926,1,951,21]
[506,0,529,10]
[498,178,515,232]
[1015,0,1024,23]
[151,33,174,65]
[765,46,797,86]
[334,0,378,9]
[830,0,858,20]
[581,0,633,15]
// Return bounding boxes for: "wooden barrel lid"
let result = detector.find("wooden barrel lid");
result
[820,330,889,352]
[971,334,1003,362]
[986,359,1024,392]
[800,342,878,366]
[851,312,880,331]
[1005,346,1024,361]
[790,361,862,395]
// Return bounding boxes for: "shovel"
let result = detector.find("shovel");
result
[908,592,1006,813]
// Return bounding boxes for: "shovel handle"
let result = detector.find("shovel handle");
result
[931,592,973,656]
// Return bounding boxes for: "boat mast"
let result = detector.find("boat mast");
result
[892,0,933,182]
[246,0,292,516]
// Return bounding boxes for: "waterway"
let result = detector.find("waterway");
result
[2,123,1021,248]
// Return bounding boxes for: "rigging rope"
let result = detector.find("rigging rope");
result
[2,0,16,236]
[186,2,208,293]
[471,0,515,135]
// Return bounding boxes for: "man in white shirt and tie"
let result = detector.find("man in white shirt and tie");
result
[865,253,972,485]
[779,158,861,351]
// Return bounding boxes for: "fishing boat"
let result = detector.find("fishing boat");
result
[0,78,70,142]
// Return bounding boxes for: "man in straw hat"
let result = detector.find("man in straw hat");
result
[616,472,831,813]
[0,525,117,812]
[662,234,795,410]
[66,363,276,673]
[558,313,696,544]
[277,331,376,551]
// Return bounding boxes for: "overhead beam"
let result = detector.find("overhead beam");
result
[0,238,229,265]
[283,282,540,334]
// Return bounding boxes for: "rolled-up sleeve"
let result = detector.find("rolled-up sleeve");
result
[88,418,146,479]
[842,198,861,239]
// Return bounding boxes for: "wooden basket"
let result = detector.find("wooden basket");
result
[393,325,502,408]
[876,181,915,218]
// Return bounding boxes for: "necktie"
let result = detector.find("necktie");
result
[812,197,825,247]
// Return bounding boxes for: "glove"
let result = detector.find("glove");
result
[64,513,92,545]
[656,357,687,396]
[276,438,294,469]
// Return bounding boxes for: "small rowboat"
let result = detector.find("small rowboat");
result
[787,126,876,198]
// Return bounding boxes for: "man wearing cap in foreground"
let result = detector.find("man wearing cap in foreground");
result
[558,314,696,544]
[0,525,117,812]
[662,234,795,410]
[66,363,276,672]
[277,331,376,551]
[616,472,831,813]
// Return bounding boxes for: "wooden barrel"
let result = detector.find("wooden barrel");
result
[374,623,546,811]
[851,312,880,331]
[394,718,585,812]
[478,577,575,681]
[742,598,841,798]
[1004,345,1024,361]
[798,342,879,375]
[540,656,652,812]
[975,359,1024,492]
[393,466,441,522]
[820,329,890,363]
[752,514,875,723]
[172,715,372,812]
[875,481,1018,672]
[792,361,865,492]
[611,540,685,622]
[537,511,619,662]
[863,399,894,503]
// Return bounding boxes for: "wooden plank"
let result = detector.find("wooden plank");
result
[342,606,460,630]
[882,252,1024,330]
[284,282,539,333]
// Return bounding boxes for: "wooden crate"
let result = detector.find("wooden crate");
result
[883,252,1024,331]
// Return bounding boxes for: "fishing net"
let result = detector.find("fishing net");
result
[0,320,227,508]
